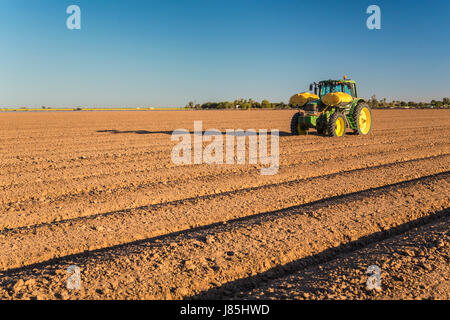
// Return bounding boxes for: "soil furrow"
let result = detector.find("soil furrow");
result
[0,109,448,300]
[1,131,448,190]
[1,148,448,230]
[0,158,447,270]
[234,215,450,300]
[0,172,447,299]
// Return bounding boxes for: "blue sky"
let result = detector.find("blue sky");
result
[0,0,449,107]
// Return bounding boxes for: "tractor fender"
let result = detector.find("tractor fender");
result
[348,98,366,129]
[350,98,366,114]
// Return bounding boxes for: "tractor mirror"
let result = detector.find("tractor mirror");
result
[309,84,313,91]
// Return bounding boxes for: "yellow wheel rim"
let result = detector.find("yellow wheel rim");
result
[334,117,345,136]
[359,107,371,134]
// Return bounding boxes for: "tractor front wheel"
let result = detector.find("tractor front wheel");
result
[328,112,346,137]
[290,112,307,135]
[353,103,373,135]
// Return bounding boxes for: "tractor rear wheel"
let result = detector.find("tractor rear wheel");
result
[328,112,346,137]
[353,103,372,135]
[290,112,307,135]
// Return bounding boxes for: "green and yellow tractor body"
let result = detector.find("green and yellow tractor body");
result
[290,78,372,137]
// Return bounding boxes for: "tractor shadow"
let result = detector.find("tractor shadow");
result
[96,129,292,137]
[305,130,358,137]
[96,129,360,138]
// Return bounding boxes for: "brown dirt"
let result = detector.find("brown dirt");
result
[234,215,450,300]
[0,109,448,300]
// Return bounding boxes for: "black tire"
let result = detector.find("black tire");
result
[327,112,346,137]
[316,116,327,135]
[290,112,306,135]
[353,103,373,135]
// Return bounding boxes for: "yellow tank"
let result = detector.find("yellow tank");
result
[322,92,353,106]
[289,92,319,107]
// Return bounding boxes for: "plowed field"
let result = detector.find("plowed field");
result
[0,109,448,300]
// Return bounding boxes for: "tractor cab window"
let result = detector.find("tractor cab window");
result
[319,84,343,97]
[332,85,343,93]
[343,84,352,96]
[351,83,357,97]
[319,85,331,97]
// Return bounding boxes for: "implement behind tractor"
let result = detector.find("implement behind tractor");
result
[290,77,372,137]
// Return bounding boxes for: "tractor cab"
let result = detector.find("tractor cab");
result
[310,79,358,98]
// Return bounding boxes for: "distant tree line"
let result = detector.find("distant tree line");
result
[368,96,450,109]
[185,99,289,110]
[186,96,450,110]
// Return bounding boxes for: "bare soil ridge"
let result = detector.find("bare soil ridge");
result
[0,109,448,299]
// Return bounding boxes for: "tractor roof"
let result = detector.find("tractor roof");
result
[319,79,356,84]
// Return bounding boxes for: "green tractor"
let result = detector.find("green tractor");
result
[290,78,372,137]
